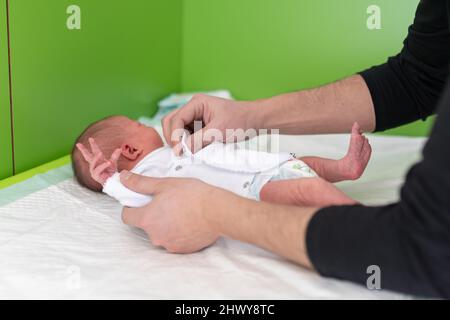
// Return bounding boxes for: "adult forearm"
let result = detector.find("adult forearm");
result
[251,75,376,134]
[207,189,317,268]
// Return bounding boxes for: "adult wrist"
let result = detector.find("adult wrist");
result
[202,187,248,238]
[202,187,229,236]
[244,99,269,131]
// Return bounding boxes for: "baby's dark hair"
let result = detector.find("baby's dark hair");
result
[72,115,127,192]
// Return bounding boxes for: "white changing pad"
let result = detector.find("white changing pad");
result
[0,133,426,299]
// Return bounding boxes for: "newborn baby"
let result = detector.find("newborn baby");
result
[72,116,371,207]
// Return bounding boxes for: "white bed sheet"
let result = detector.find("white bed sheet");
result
[0,133,426,299]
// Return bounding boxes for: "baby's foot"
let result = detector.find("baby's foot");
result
[338,122,372,180]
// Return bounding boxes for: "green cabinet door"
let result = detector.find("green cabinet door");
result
[0,0,13,179]
[9,0,182,173]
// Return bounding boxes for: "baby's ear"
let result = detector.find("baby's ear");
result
[121,143,143,160]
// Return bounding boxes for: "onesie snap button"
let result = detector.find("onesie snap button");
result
[175,165,183,171]
[243,181,250,189]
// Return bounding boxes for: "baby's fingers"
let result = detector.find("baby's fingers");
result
[92,161,113,184]
[89,137,103,157]
[76,143,93,162]
[89,153,103,173]
[110,148,122,166]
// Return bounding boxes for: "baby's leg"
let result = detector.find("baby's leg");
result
[260,177,357,207]
[300,122,372,183]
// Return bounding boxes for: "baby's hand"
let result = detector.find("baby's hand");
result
[76,138,121,186]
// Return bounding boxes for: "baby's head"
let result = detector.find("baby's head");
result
[72,115,163,192]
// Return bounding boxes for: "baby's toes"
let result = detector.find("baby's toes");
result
[349,132,365,156]
[352,122,362,134]
[362,136,371,151]
[356,139,372,168]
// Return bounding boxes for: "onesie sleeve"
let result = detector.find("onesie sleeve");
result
[103,173,152,208]
[359,0,450,131]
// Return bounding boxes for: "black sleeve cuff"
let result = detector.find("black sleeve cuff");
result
[359,59,424,132]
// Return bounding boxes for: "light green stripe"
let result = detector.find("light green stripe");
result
[0,155,71,190]
[0,156,74,207]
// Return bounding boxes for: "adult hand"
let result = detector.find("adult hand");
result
[119,171,316,268]
[120,170,230,253]
[162,94,260,155]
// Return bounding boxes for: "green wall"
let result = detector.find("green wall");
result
[181,0,432,136]
[0,0,13,179]
[8,0,182,174]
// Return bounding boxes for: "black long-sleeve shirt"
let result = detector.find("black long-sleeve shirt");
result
[306,0,450,299]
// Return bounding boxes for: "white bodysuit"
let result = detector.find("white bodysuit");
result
[103,138,317,208]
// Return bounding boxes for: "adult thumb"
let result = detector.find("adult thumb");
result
[120,171,165,195]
